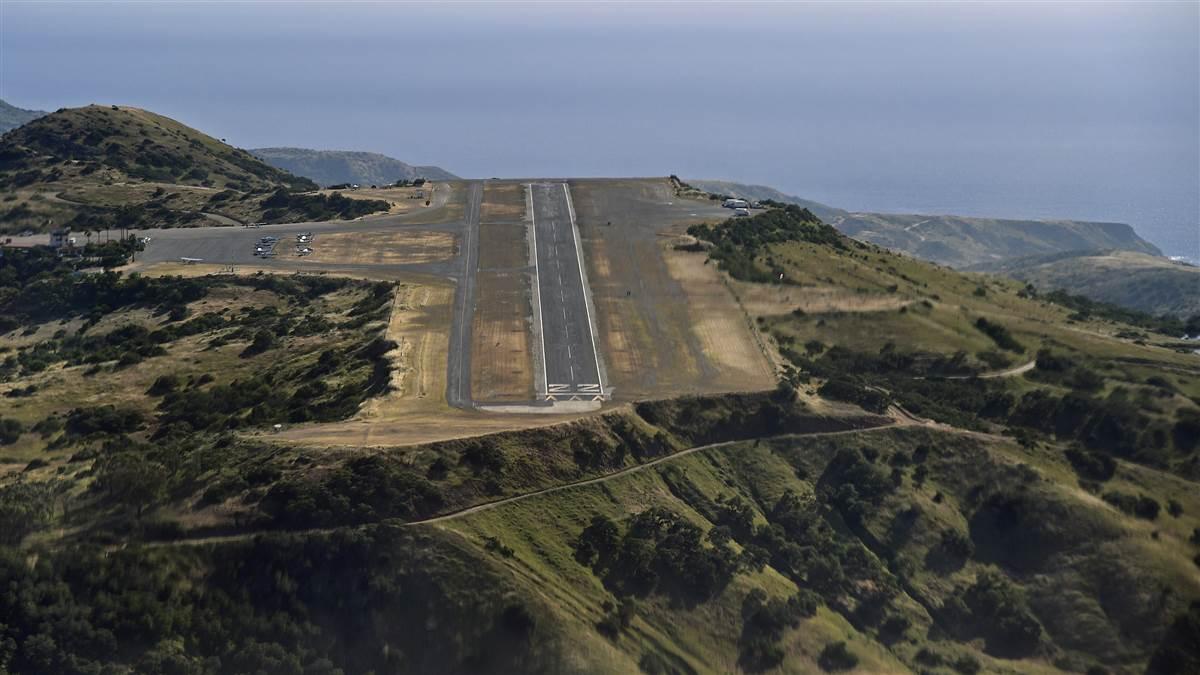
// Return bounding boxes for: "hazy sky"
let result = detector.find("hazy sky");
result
[2,1,1197,257]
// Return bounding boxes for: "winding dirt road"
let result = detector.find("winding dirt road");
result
[128,418,903,549]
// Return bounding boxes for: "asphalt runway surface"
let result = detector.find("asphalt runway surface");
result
[530,182,605,400]
[133,213,463,278]
[445,182,481,409]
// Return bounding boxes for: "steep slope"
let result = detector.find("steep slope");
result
[688,179,1162,268]
[0,105,389,232]
[971,250,1200,319]
[251,147,458,186]
[0,99,47,134]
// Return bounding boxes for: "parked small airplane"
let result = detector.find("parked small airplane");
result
[180,257,203,264]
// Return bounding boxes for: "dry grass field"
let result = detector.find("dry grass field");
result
[314,181,467,224]
[729,277,912,316]
[469,182,536,402]
[570,179,774,400]
[373,284,455,408]
[471,270,535,402]
[479,182,527,222]
[315,184,438,215]
[303,230,457,265]
[663,246,780,384]
[478,222,529,270]
[127,261,439,283]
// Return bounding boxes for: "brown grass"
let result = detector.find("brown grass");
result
[664,247,776,386]
[302,230,457,265]
[730,278,912,316]
[472,270,535,402]
[480,182,527,222]
[372,283,455,410]
[126,261,435,283]
[478,222,529,270]
[315,185,433,215]
[584,231,773,400]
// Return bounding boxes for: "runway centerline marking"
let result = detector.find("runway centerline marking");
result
[528,181,608,401]
[562,182,605,391]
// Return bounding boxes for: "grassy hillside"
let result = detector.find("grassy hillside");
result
[251,147,459,187]
[688,179,1162,268]
[0,98,46,134]
[0,205,1198,672]
[971,250,1200,320]
[0,105,390,233]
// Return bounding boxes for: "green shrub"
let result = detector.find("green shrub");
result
[0,417,23,445]
[818,641,858,671]
[1102,491,1160,520]
[975,317,1024,353]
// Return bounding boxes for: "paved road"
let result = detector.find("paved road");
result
[446,182,482,409]
[530,182,605,400]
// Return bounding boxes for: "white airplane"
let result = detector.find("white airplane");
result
[180,257,203,265]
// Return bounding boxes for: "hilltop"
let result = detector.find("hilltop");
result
[0,99,46,134]
[971,249,1200,319]
[0,105,390,233]
[1,192,1198,673]
[688,179,1162,269]
[251,147,458,187]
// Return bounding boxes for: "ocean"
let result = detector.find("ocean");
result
[2,2,1196,259]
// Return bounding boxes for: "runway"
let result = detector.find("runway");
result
[445,182,481,408]
[529,182,605,401]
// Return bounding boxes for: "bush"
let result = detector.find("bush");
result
[818,642,858,671]
[575,508,739,601]
[0,417,23,445]
[818,379,890,414]
[500,603,535,640]
[64,406,143,438]
[942,569,1043,657]
[953,654,982,675]
[975,318,1025,353]
[261,455,444,527]
[738,588,818,671]
[146,374,180,396]
[1065,446,1116,481]
[686,205,843,283]
[239,329,276,358]
[1103,491,1160,520]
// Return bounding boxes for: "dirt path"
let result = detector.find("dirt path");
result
[413,420,901,525]
[911,359,1035,381]
[126,419,908,549]
[978,359,1036,379]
